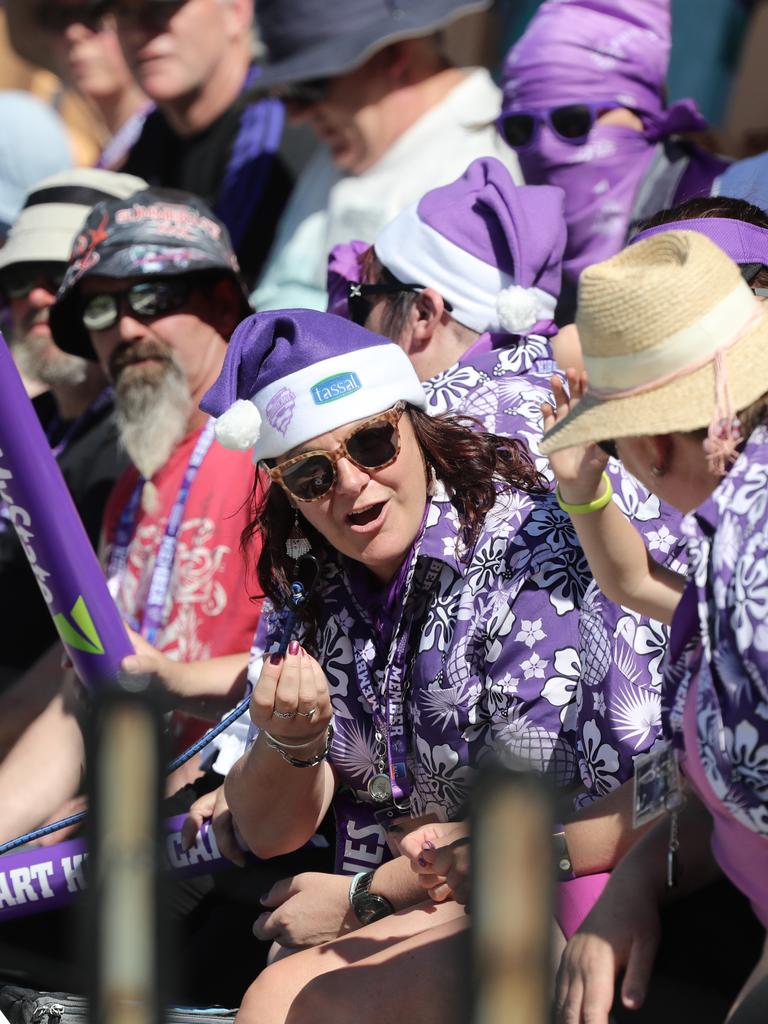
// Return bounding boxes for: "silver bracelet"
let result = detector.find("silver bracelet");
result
[264,724,334,768]
[262,727,329,750]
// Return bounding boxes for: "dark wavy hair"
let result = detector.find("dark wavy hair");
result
[240,406,548,636]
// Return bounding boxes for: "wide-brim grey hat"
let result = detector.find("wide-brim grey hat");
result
[254,0,492,89]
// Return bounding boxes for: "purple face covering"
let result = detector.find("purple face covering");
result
[501,0,708,294]
[518,124,657,291]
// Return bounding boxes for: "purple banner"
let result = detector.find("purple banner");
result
[0,335,132,688]
[0,815,231,921]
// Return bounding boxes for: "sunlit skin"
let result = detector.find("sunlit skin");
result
[113,0,252,134]
[614,434,719,514]
[79,274,234,426]
[287,41,462,175]
[276,410,428,583]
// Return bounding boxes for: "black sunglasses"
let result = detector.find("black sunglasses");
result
[110,0,186,31]
[1,262,67,300]
[497,102,620,150]
[276,78,331,108]
[81,279,190,331]
[35,3,108,32]
[267,403,405,502]
[597,439,618,459]
[346,281,453,327]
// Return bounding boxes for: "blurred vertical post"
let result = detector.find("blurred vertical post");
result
[86,674,168,1024]
[472,763,555,1024]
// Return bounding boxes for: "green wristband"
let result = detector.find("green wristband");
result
[556,472,613,515]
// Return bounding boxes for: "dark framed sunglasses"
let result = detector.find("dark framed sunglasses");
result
[81,279,190,331]
[266,403,406,503]
[110,0,186,31]
[497,102,621,150]
[275,78,331,108]
[35,2,108,32]
[597,439,618,460]
[1,262,67,300]
[752,287,768,300]
[346,281,453,327]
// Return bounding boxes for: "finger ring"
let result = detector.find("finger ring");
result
[272,709,297,720]
[297,707,317,720]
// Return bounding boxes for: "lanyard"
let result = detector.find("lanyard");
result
[352,530,444,806]
[107,420,216,643]
[46,387,113,461]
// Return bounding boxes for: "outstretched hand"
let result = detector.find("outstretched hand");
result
[541,369,608,505]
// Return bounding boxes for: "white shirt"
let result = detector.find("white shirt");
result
[253,68,521,311]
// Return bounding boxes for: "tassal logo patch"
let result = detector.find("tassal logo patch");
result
[311,372,361,405]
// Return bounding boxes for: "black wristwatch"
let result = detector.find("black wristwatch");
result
[349,870,395,926]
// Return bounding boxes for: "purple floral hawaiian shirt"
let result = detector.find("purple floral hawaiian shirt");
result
[423,331,686,805]
[663,426,768,838]
[251,478,597,872]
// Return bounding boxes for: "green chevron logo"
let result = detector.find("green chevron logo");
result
[53,597,105,655]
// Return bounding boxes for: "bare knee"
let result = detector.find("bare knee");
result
[237,960,295,1024]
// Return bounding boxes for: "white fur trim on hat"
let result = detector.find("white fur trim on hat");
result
[214,399,263,451]
[496,284,556,334]
[374,200,556,335]
[215,344,427,463]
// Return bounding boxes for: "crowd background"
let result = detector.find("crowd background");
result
[1,2,768,1023]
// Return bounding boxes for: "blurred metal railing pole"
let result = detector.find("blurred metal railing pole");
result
[472,764,555,1024]
[86,674,167,1024]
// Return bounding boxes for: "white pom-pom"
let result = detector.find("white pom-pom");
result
[496,285,541,334]
[214,399,262,451]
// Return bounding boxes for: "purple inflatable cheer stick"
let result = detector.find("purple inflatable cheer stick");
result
[0,816,231,921]
[0,335,132,688]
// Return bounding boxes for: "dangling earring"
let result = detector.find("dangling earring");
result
[650,464,666,478]
[286,509,311,559]
[426,463,437,497]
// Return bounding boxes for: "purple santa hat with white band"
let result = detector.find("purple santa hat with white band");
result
[372,157,566,336]
[200,309,427,461]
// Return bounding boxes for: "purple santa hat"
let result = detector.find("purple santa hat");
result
[501,0,706,139]
[326,238,369,318]
[371,157,566,336]
[201,309,426,461]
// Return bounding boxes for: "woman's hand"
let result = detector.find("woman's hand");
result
[555,870,661,1024]
[541,369,608,505]
[400,821,471,905]
[250,641,333,746]
[181,785,246,867]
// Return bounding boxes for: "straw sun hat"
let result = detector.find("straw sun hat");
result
[540,231,768,471]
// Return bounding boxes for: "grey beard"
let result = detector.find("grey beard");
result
[115,362,192,480]
[12,333,89,387]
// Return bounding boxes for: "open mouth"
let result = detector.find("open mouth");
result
[347,501,386,527]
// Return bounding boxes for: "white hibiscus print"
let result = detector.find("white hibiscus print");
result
[646,525,674,555]
[515,618,546,648]
[541,646,579,731]
[522,651,548,679]
[579,719,621,797]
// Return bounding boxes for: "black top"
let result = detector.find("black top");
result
[0,395,129,677]
[122,95,292,289]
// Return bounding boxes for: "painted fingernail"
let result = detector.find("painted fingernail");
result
[269,652,282,665]
[417,855,427,868]
[423,841,436,851]
[288,640,300,656]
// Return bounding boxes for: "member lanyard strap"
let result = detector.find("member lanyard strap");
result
[46,387,113,461]
[108,420,216,644]
[354,533,444,805]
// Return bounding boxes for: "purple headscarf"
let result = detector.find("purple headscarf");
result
[500,0,708,301]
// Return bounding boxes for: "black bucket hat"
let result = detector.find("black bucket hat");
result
[254,0,492,90]
[50,188,252,361]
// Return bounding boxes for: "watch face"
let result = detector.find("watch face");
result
[354,893,392,926]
